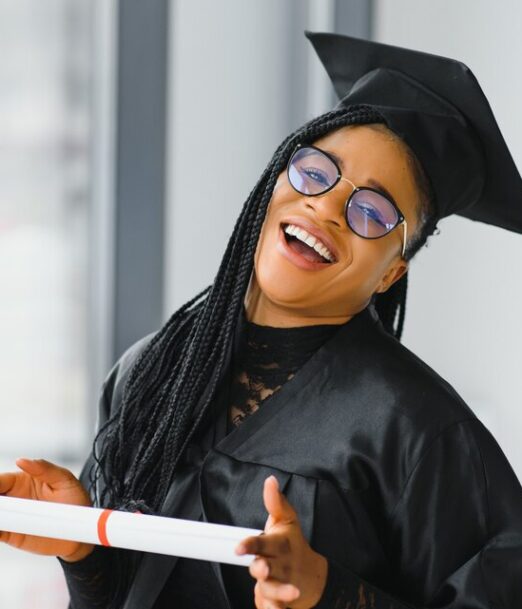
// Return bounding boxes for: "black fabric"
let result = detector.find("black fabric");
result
[59,305,340,609]
[57,544,116,609]
[57,302,522,609]
[155,306,340,608]
[220,307,341,608]
[226,305,341,431]
[153,557,226,609]
[305,31,522,233]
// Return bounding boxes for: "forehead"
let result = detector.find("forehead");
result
[313,124,409,170]
[312,124,421,232]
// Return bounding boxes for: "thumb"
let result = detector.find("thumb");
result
[15,458,77,489]
[263,475,296,526]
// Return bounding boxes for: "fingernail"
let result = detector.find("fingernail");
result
[267,475,279,488]
[235,543,246,554]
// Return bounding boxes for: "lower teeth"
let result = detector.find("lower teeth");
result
[286,234,329,263]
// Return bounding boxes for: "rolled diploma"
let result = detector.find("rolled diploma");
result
[0,496,262,566]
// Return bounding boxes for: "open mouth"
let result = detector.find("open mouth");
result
[281,223,336,264]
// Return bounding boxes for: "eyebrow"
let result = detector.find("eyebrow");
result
[325,148,398,204]
[366,178,398,205]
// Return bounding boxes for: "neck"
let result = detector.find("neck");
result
[243,272,358,328]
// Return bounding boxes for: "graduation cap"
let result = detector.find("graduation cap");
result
[305,31,522,234]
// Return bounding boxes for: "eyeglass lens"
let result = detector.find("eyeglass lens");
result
[287,147,400,239]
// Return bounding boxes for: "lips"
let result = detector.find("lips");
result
[280,216,339,262]
[276,221,340,272]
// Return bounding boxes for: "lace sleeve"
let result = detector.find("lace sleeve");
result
[57,545,116,609]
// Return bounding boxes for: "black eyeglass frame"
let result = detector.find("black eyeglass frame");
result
[286,143,408,258]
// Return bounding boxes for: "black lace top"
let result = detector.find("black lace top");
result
[58,307,342,609]
[226,306,341,431]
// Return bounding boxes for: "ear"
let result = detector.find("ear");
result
[375,259,409,294]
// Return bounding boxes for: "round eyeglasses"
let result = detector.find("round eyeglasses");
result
[286,144,408,258]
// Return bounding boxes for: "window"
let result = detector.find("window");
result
[0,2,104,605]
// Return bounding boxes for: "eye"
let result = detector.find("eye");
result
[353,201,387,227]
[299,165,331,188]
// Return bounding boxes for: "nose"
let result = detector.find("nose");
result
[302,177,355,228]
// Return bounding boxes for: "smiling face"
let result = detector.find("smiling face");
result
[244,123,422,326]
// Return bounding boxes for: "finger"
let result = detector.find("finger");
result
[263,476,297,526]
[254,583,287,609]
[254,582,278,609]
[0,530,15,546]
[0,472,17,495]
[257,577,300,604]
[15,458,77,488]
[236,531,291,558]
[249,556,270,581]
[264,601,286,609]
[254,581,263,609]
[249,556,292,584]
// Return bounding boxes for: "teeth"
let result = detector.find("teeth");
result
[283,224,335,262]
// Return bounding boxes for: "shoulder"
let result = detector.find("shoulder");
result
[365,312,502,479]
[363,308,477,426]
[328,305,480,466]
[115,332,158,381]
[100,331,159,416]
[389,416,522,533]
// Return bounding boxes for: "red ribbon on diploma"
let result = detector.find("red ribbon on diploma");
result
[97,509,113,547]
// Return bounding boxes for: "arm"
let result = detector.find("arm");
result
[313,418,522,608]
[55,368,121,609]
[313,555,416,609]
[57,544,117,609]
[237,477,418,609]
[56,333,157,609]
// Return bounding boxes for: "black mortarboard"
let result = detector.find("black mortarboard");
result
[305,31,522,233]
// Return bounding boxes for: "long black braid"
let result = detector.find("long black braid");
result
[88,104,439,607]
[371,123,440,339]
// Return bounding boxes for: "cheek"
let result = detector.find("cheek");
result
[336,242,394,294]
[253,188,290,268]
[254,222,283,288]
[254,203,276,268]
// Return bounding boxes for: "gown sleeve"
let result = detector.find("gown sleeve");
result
[312,417,522,609]
[56,544,117,609]
[56,333,156,609]
[55,368,120,609]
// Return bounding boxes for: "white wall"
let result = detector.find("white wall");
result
[164,0,335,314]
[164,0,522,479]
[374,0,522,477]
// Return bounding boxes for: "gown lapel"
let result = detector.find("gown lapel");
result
[213,302,379,456]
[122,310,243,609]
[121,463,204,609]
[123,302,380,609]
[122,390,234,609]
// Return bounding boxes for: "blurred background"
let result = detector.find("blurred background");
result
[0,0,521,606]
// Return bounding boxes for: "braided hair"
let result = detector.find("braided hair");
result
[88,104,439,606]
[370,121,439,339]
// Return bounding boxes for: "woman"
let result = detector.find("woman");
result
[1,33,521,609]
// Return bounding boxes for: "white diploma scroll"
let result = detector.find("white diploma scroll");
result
[0,496,263,566]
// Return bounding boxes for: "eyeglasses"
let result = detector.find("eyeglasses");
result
[286,144,408,258]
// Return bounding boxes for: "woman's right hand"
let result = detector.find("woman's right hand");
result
[0,458,95,562]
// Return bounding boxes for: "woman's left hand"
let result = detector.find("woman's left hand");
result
[235,475,328,609]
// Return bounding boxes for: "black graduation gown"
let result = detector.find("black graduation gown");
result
[60,302,522,608]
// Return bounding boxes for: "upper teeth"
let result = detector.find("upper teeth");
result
[283,224,335,262]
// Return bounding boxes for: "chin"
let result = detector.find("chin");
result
[255,260,319,306]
